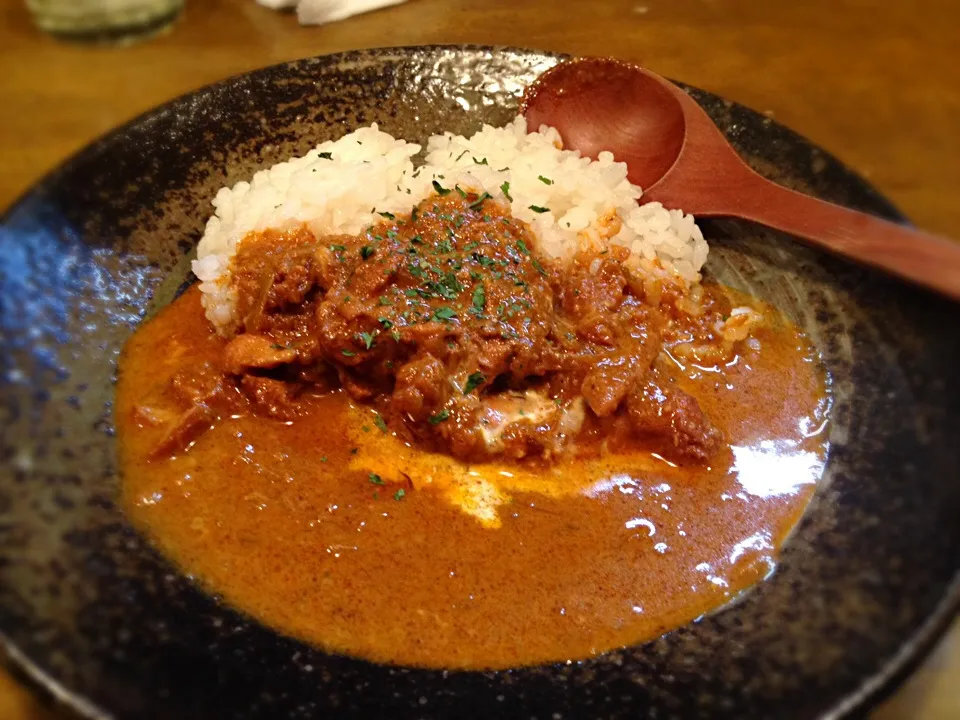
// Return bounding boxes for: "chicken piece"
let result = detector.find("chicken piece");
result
[626,379,722,461]
[391,353,448,420]
[149,404,215,459]
[222,334,298,375]
[240,376,300,419]
[474,390,561,458]
[581,359,640,417]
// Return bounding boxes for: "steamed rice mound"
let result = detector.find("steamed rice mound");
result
[193,117,709,335]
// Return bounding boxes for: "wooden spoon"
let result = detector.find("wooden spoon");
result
[521,57,960,300]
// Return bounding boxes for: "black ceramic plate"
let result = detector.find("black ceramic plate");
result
[0,45,957,720]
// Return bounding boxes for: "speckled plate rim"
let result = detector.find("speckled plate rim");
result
[0,44,956,720]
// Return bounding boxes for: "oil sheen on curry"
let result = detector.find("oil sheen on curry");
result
[118,191,830,670]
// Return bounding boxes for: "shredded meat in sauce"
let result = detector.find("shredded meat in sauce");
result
[153,192,737,463]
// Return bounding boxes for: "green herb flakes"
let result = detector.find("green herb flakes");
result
[429,409,450,425]
[471,284,486,314]
[469,192,492,210]
[463,372,486,394]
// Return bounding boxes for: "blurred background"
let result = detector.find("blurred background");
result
[1,0,957,717]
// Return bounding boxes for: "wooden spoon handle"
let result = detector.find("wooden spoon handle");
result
[710,172,960,300]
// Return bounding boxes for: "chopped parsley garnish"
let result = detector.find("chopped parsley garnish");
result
[500,181,513,201]
[379,295,392,306]
[410,235,423,244]
[369,473,385,485]
[394,489,406,501]
[455,185,468,198]
[341,349,356,357]
[329,243,347,252]
[374,414,388,433]
[378,317,394,330]
[432,180,451,196]
[408,263,426,278]
[429,409,450,425]
[403,288,420,297]
[538,175,554,185]
[377,211,395,219]
[469,192,492,210]
[532,258,548,276]
[473,156,488,165]
[270,343,287,350]
[433,306,457,321]
[411,206,419,222]
[318,151,333,160]
[358,332,376,350]
[436,239,454,254]
[442,271,462,293]
[455,149,469,162]
[529,205,550,214]
[463,372,486,394]
[391,330,401,341]
[424,279,456,300]
[471,284,486,314]
[516,238,530,255]
[360,245,375,260]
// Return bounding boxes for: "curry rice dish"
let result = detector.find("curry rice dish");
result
[117,118,831,669]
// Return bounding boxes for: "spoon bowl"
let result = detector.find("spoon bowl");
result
[522,59,685,190]
[522,57,960,300]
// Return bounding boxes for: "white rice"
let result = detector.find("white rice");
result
[193,117,709,334]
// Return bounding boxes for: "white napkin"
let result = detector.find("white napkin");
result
[256,0,408,25]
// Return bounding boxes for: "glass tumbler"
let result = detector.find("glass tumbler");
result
[25,0,185,44]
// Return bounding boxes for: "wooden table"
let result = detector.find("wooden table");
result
[1,0,957,717]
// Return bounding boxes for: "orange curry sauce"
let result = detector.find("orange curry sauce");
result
[117,285,829,670]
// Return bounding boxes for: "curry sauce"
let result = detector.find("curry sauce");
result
[117,282,829,669]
